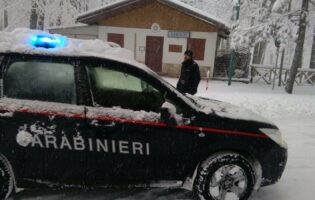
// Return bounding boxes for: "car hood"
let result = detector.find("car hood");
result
[186,95,274,125]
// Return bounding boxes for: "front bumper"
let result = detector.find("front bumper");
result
[260,146,288,187]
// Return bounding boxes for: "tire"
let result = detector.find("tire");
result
[0,155,14,200]
[194,152,255,200]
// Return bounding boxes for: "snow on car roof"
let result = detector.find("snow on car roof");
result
[0,28,152,72]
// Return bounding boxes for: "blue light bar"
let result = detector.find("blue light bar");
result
[31,35,66,49]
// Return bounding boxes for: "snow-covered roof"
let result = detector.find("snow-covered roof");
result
[76,0,230,31]
[0,28,147,70]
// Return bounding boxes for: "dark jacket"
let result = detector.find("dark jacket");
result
[176,59,201,95]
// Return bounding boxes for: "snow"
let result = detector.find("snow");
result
[163,0,230,28]
[16,130,33,147]
[87,106,161,123]
[77,0,128,19]
[272,0,291,13]
[0,28,164,79]
[161,101,184,124]
[185,94,273,124]
[0,98,85,117]
[161,102,177,117]
[0,28,152,73]
[77,0,230,29]
[0,98,161,124]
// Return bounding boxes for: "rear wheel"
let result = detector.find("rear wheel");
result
[194,152,255,200]
[0,155,14,200]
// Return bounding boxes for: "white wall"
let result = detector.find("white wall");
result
[98,26,218,68]
[49,26,99,39]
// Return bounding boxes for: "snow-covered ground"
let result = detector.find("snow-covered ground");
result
[10,78,315,200]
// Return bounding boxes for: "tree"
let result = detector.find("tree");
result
[1,0,9,29]
[44,0,88,27]
[285,0,309,93]
[181,0,234,23]
[231,0,294,49]
[1,0,89,30]
[0,0,14,30]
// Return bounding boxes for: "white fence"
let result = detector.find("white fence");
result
[251,64,315,86]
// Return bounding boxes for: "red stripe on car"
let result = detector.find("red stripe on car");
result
[1,108,267,139]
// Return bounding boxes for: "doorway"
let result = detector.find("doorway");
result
[145,36,164,73]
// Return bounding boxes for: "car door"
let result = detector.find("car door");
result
[1,56,87,184]
[83,60,195,185]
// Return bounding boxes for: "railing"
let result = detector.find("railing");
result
[250,64,315,86]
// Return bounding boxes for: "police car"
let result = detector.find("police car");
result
[0,29,287,200]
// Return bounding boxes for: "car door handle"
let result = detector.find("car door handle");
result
[90,120,116,128]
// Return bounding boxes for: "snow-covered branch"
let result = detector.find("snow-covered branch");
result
[231,0,297,49]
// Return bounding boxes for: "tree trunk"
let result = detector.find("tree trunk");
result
[252,42,267,64]
[4,9,8,28]
[311,34,315,69]
[3,0,8,29]
[30,1,38,29]
[285,0,309,94]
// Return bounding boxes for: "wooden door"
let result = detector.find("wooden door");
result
[145,36,164,72]
[107,33,124,47]
[187,38,206,60]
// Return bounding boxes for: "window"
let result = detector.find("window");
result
[88,66,164,112]
[187,38,206,60]
[107,33,124,47]
[4,61,76,104]
[169,44,183,53]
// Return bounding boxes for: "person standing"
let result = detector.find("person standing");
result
[176,50,201,95]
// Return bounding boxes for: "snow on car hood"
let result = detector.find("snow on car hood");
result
[186,94,274,125]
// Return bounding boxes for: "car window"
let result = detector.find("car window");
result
[88,66,164,112]
[90,67,143,92]
[4,61,76,104]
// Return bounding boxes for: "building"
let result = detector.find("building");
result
[50,0,230,78]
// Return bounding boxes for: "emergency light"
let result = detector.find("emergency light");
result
[31,35,66,49]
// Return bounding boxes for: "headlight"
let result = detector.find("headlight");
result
[259,128,287,149]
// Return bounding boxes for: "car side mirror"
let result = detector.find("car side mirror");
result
[160,102,177,126]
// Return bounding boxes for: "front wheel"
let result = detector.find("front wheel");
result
[194,152,255,200]
[0,155,14,200]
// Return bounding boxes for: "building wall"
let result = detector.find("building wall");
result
[99,26,217,78]
[98,1,218,33]
[50,25,217,78]
[49,26,99,39]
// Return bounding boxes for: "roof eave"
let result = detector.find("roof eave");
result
[157,0,229,32]
[77,0,148,24]
[77,0,230,33]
